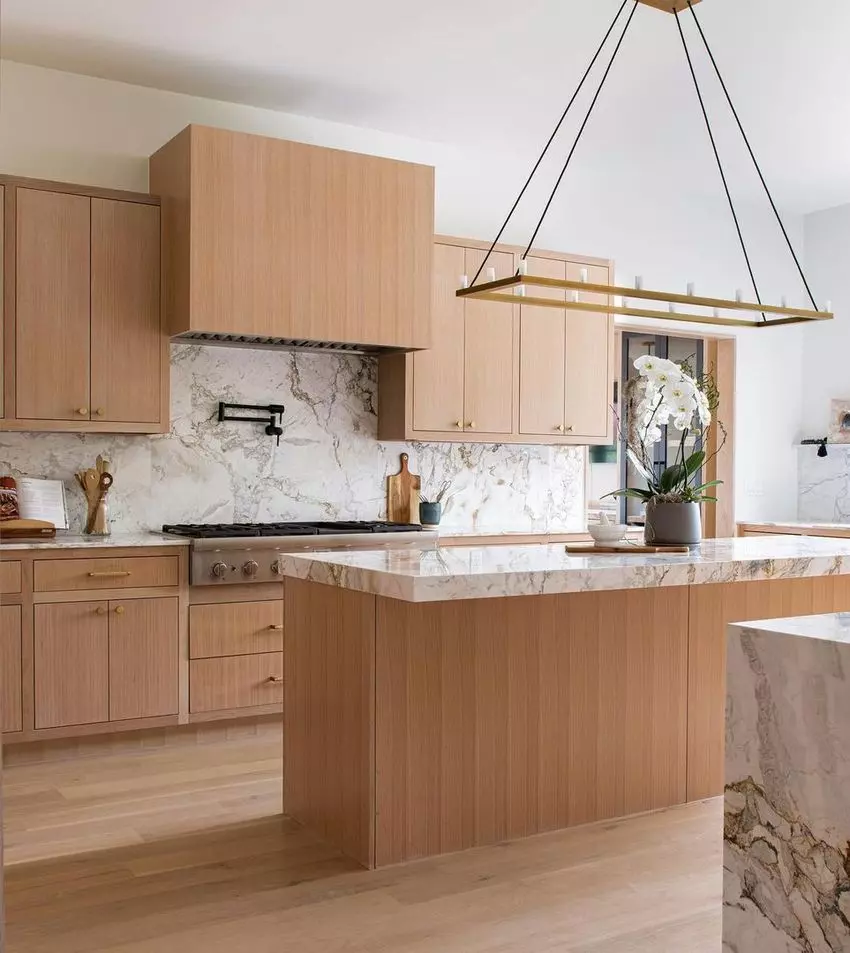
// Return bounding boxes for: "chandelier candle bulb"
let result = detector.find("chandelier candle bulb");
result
[572,290,580,303]
[485,267,496,282]
[781,295,788,308]
[669,303,676,313]
[735,289,743,303]
[580,267,589,283]
[518,259,528,275]
[460,275,469,289]
[687,282,695,296]
[826,300,833,313]
[635,276,644,290]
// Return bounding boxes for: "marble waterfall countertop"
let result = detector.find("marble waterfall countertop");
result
[0,532,189,552]
[274,534,850,603]
[725,611,850,949]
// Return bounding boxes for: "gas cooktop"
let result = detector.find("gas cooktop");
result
[162,521,436,586]
[162,520,424,539]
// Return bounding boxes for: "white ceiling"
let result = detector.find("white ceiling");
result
[2,0,850,213]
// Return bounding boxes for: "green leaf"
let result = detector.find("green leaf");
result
[691,480,723,493]
[695,496,718,503]
[684,450,706,476]
[603,488,654,501]
[659,464,686,493]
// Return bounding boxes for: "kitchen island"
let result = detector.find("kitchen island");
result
[277,536,850,868]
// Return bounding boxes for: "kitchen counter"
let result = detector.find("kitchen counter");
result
[725,612,850,950]
[738,520,850,537]
[282,533,850,869]
[275,535,850,603]
[0,532,189,551]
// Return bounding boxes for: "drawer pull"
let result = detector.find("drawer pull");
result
[267,675,283,683]
[96,606,107,615]
[267,624,284,631]
[114,605,125,615]
[87,571,132,578]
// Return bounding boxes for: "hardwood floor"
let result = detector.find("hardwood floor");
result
[3,733,722,952]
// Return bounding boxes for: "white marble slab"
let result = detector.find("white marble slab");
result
[274,535,850,603]
[725,613,850,951]
[0,532,189,552]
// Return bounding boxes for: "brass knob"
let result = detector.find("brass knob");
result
[267,675,283,683]
[96,606,107,615]
[114,605,125,615]
[566,425,574,433]
[77,407,88,416]
[268,624,284,631]
[556,424,564,432]
[455,420,463,429]
[468,421,477,430]
[95,408,105,417]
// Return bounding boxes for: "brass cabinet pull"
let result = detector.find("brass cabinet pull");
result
[114,605,125,615]
[77,407,89,416]
[467,421,477,430]
[455,420,463,429]
[95,408,105,417]
[88,571,131,578]
[556,424,565,432]
[95,606,107,616]
[565,425,574,433]
[267,675,283,683]
[267,624,284,631]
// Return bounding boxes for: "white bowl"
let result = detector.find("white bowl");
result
[588,523,629,545]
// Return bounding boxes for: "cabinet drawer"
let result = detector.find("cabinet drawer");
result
[190,653,283,713]
[1,605,23,732]
[0,561,22,594]
[190,602,283,659]
[34,555,179,592]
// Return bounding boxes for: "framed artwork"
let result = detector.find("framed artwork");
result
[829,399,850,443]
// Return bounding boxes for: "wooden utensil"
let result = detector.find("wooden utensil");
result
[85,472,113,535]
[565,544,691,555]
[386,453,421,524]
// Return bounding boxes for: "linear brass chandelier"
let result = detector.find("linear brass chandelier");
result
[457,0,833,330]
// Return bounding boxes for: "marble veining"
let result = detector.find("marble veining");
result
[275,535,850,602]
[725,613,850,952]
[0,345,585,535]
[0,532,188,551]
[799,444,850,525]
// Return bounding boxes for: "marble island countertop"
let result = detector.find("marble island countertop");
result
[275,535,850,603]
[0,531,189,552]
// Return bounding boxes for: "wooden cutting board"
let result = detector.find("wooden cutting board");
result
[387,453,421,524]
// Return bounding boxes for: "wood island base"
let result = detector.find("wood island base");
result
[284,574,850,868]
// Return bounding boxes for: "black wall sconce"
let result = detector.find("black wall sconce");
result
[801,437,829,458]
[218,402,285,446]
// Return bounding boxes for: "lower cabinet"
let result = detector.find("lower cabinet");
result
[34,597,178,729]
[190,654,284,713]
[1,605,23,733]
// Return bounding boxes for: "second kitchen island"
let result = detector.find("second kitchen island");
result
[276,536,850,868]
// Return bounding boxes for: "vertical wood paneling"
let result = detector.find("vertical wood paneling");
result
[375,587,689,865]
[1,605,22,733]
[284,578,376,868]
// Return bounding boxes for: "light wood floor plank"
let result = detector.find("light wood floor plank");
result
[4,733,722,952]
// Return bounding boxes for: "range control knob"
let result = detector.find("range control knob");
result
[272,560,284,576]
[242,560,259,577]
[211,561,229,579]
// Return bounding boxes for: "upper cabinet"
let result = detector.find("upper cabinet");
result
[1,178,167,434]
[150,124,435,352]
[378,237,614,446]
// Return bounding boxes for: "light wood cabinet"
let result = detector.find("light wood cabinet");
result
[34,596,179,729]
[463,249,515,435]
[1,605,23,733]
[190,653,284,713]
[90,199,163,425]
[150,124,434,351]
[15,189,91,421]
[411,243,466,433]
[379,236,614,446]
[35,601,110,729]
[109,597,178,721]
[1,177,167,434]
[189,601,284,659]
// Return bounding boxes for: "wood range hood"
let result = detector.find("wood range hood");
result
[149,125,435,355]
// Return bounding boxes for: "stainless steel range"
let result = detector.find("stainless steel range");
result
[161,521,437,586]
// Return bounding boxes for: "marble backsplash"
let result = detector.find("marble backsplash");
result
[799,445,850,523]
[0,345,586,535]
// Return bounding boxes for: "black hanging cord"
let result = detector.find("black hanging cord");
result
[686,1,819,313]
[469,0,629,288]
[675,10,766,321]
[521,0,639,263]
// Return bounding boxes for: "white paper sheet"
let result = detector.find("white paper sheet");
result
[17,478,69,530]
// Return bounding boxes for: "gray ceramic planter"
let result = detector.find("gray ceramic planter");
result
[644,500,702,546]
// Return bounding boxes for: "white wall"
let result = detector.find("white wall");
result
[0,60,808,522]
